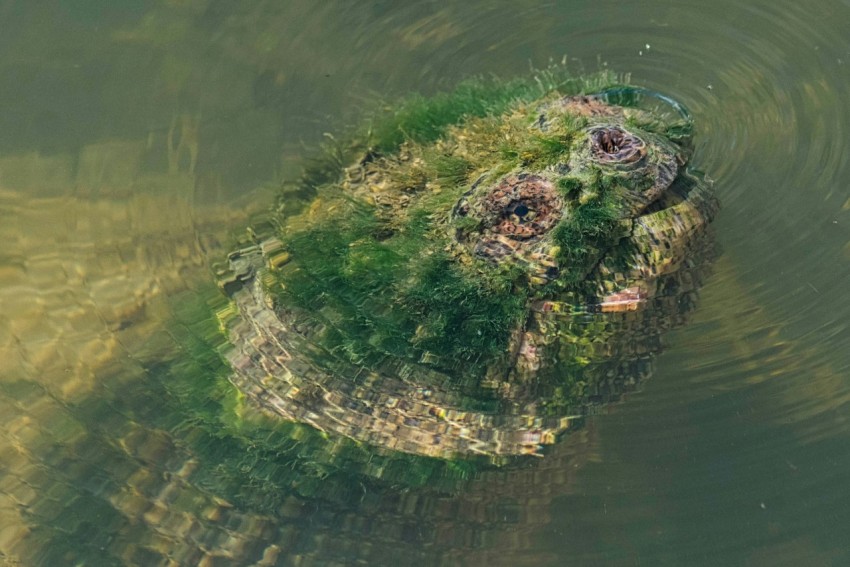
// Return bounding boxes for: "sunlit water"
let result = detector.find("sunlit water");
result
[2,1,850,565]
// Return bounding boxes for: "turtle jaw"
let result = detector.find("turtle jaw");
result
[590,172,717,313]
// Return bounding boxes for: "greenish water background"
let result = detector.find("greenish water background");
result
[2,1,850,565]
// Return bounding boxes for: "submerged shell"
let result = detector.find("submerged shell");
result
[217,83,718,461]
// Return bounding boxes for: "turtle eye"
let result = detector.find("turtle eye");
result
[506,201,530,219]
[451,174,563,280]
[478,175,561,240]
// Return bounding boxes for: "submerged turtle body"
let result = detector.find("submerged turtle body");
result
[219,82,718,460]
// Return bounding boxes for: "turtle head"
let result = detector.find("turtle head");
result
[268,90,711,383]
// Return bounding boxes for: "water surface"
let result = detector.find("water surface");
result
[2,1,850,565]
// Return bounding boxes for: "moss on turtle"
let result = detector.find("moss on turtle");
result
[216,66,718,461]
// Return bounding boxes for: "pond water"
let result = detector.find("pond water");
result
[2,1,850,565]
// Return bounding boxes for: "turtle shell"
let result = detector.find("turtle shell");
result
[217,85,718,460]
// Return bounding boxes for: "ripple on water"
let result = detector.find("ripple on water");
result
[2,0,850,565]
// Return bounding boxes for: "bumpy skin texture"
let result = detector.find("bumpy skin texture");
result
[219,93,717,460]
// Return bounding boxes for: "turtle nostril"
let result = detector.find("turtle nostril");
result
[596,129,625,154]
[590,126,645,164]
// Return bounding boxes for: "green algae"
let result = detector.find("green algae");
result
[285,66,625,200]
[365,69,617,155]
[273,203,530,374]
[551,173,632,286]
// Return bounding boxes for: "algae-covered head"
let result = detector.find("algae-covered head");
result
[217,69,718,460]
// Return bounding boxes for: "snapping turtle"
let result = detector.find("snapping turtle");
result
[218,78,717,461]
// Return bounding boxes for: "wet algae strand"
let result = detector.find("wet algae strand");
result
[218,68,718,460]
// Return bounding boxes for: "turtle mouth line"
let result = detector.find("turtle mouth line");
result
[640,177,689,214]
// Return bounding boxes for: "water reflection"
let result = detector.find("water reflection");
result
[2,0,850,565]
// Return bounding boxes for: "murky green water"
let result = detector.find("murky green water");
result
[2,1,850,565]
